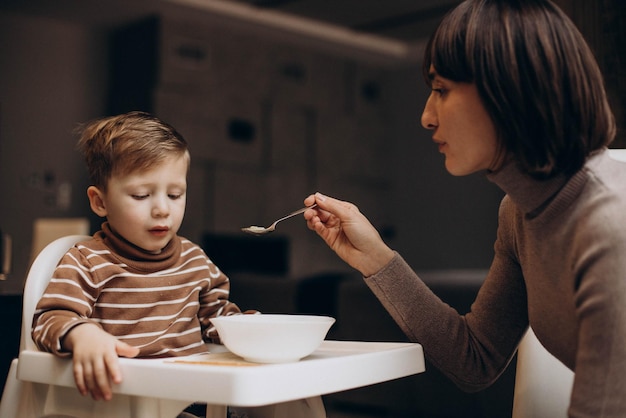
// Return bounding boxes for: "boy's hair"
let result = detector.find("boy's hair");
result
[77,111,190,189]
[423,0,616,179]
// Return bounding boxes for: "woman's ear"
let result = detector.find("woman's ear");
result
[87,186,107,217]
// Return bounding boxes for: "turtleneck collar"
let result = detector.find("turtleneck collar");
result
[486,160,569,215]
[94,222,182,273]
[486,149,607,218]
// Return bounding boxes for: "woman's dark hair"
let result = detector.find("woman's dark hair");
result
[423,0,615,179]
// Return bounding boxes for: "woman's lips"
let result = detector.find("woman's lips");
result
[434,138,446,153]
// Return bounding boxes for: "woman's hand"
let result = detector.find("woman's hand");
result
[62,323,140,401]
[304,192,394,277]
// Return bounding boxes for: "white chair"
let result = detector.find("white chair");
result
[609,148,626,162]
[0,235,221,418]
[512,328,574,418]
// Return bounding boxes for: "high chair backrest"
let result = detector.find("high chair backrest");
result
[21,235,91,352]
[512,328,574,418]
[609,148,626,162]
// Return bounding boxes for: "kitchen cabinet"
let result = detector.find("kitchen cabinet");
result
[108,15,394,278]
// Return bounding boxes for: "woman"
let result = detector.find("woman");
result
[304,0,626,416]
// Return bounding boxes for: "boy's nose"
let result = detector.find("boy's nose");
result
[152,197,170,217]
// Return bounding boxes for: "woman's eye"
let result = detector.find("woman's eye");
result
[433,88,446,96]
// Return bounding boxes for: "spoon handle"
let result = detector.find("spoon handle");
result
[275,204,317,223]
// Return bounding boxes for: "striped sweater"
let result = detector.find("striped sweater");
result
[32,222,247,358]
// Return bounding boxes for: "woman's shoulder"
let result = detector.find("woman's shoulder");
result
[495,194,516,225]
[568,155,626,244]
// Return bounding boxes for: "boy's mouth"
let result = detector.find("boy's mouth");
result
[149,226,169,236]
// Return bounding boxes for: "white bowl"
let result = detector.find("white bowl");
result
[210,314,335,363]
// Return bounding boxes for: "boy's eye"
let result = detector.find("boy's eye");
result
[168,194,182,200]
[131,194,149,200]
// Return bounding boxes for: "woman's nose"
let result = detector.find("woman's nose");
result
[421,94,437,130]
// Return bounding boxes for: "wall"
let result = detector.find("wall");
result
[140,17,396,278]
[107,15,503,278]
[0,12,108,295]
[0,8,502,298]
[553,0,626,148]
[0,5,505,408]
[386,67,503,269]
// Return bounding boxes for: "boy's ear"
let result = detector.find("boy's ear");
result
[87,186,107,217]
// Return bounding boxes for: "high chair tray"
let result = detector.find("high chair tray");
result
[18,340,425,407]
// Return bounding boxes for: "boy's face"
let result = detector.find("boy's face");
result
[88,154,188,253]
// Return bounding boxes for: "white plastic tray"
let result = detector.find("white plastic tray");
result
[18,340,425,407]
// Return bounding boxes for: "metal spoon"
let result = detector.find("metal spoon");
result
[241,204,317,235]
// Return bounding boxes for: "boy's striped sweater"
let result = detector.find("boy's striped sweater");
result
[32,222,247,358]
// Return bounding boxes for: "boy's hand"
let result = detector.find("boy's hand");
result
[62,323,140,401]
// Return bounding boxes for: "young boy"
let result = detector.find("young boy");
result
[31,111,249,415]
[32,111,326,418]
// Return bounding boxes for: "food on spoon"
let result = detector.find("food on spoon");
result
[241,226,266,233]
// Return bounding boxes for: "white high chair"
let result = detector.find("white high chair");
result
[512,327,574,418]
[0,235,223,418]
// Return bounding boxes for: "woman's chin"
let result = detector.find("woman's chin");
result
[444,161,475,177]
